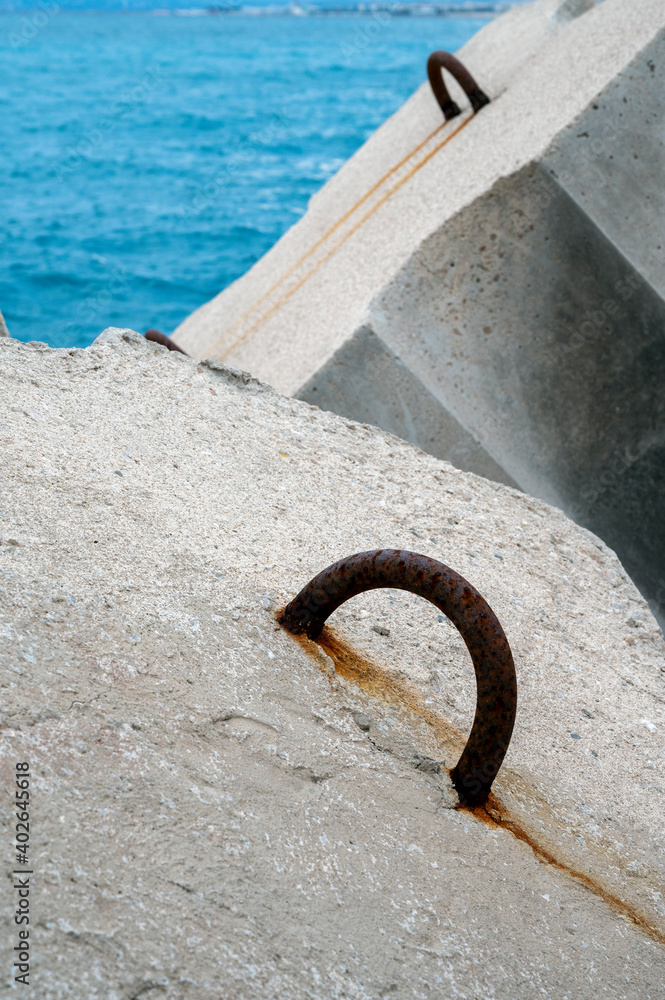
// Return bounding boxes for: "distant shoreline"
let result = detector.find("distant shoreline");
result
[0,4,505,15]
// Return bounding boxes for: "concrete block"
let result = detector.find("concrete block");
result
[298,323,519,487]
[1,332,664,996]
[173,0,665,623]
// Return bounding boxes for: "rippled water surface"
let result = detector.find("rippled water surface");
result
[1,12,489,347]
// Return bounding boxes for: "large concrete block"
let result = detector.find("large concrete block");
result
[173,0,665,623]
[371,160,665,620]
[1,331,664,997]
[298,323,519,488]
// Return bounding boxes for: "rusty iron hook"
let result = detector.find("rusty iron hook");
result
[427,51,490,121]
[278,549,516,806]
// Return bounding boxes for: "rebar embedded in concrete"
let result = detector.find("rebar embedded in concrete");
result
[145,329,190,357]
[279,549,517,806]
[427,50,491,120]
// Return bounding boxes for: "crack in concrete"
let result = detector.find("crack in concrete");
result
[65,689,108,714]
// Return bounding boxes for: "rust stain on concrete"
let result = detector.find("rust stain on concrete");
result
[281,617,665,947]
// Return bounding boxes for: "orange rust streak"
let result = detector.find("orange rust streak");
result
[317,626,465,758]
[216,114,474,361]
[467,798,665,946]
[205,121,447,358]
[282,619,665,947]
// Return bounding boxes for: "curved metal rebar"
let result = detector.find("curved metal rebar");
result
[427,51,490,121]
[278,549,516,806]
[145,329,190,357]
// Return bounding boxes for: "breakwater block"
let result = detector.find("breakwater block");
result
[2,328,665,994]
[174,0,665,626]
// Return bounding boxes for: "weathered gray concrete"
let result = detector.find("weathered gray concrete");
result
[173,0,607,378]
[173,0,665,626]
[1,331,664,998]
[0,308,10,339]
[298,324,519,488]
[370,152,665,627]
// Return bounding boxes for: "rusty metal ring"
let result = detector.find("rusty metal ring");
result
[427,51,490,121]
[279,549,516,806]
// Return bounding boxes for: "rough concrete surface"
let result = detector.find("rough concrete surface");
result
[172,0,610,372]
[172,0,665,626]
[1,331,664,998]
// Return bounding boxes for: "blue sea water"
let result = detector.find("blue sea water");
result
[1,11,490,348]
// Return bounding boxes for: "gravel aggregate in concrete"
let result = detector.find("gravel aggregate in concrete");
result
[1,330,664,997]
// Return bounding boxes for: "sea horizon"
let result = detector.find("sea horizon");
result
[0,1,516,12]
